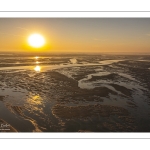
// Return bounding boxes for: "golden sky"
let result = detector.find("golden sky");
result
[0,18,150,53]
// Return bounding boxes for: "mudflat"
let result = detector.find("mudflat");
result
[0,54,150,132]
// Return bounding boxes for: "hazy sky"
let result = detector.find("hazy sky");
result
[0,18,150,53]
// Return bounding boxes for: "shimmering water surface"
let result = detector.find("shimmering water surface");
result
[0,54,150,132]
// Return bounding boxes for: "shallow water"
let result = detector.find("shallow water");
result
[99,59,124,65]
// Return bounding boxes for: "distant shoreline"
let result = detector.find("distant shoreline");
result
[0,52,150,56]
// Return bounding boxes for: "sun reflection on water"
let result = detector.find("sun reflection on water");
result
[28,95,42,105]
[26,94,44,113]
[34,66,41,72]
[35,56,39,59]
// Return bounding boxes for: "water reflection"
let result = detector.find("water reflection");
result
[27,95,43,105]
[36,61,39,64]
[26,94,44,115]
[34,66,41,72]
[35,56,39,59]
[25,94,44,132]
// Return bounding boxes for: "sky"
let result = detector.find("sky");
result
[0,18,150,53]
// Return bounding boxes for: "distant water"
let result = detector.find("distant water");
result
[70,58,77,64]
[0,57,124,72]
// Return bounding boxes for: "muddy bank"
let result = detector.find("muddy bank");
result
[52,104,129,119]
[52,104,137,132]
[0,96,5,101]
[109,84,132,97]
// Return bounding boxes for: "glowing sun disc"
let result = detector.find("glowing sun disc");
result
[28,34,45,48]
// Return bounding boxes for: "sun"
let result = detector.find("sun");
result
[28,33,45,48]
